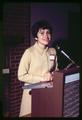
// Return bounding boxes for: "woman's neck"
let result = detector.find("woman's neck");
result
[37,41,46,49]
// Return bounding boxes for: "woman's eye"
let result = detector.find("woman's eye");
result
[40,32,44,35]
[47,31,50,34]
[40,32,50,35]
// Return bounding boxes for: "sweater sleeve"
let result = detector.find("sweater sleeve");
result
[53,48,59,71]
[55,55,59,71]
[18,49,43,84]
[49,47,59,71]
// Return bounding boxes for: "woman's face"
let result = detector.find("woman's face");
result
[36,28,51,46]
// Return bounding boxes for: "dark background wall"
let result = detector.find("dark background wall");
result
[0,3,30,117]
[31,3,80,41]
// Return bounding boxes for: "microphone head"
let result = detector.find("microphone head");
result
[56,45,61,50]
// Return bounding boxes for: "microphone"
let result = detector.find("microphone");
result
[56,45,79,69]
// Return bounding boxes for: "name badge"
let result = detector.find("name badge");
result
[49,54,55,61]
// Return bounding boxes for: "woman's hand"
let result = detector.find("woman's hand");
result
[41,72,53,82]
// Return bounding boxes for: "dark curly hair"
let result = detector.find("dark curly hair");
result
[31,20,53,38]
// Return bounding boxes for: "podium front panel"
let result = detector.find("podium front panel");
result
[31,67,80,117]
[63,72,80,117]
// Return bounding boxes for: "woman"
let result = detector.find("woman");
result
[18,20,58,117]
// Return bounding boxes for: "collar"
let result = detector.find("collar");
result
[34,41,48,55]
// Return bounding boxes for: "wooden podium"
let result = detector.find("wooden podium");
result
[31,67,80,117]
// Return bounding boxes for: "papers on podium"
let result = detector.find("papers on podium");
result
[22,81,53,90]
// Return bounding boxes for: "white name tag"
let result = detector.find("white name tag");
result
[49,55,55,60]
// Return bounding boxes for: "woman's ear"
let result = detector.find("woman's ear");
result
[35,37,38,40]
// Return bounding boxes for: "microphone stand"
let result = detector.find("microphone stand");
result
[56,46,79,69]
